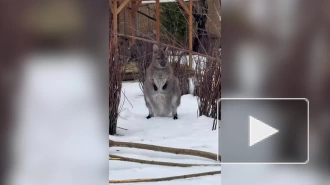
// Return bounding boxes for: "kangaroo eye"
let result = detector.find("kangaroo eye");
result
[157,58,160,60]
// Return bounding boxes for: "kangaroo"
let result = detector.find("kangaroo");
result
[143,44,181,119]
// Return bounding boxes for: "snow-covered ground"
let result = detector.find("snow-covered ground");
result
[109,82,220,184]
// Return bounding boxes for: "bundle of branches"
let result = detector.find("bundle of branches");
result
[129,38,154,91]
[194,39,221,130]
[109,13,126,135]
[169,49,194,95]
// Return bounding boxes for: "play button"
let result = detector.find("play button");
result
[249,116,279,147]
[219,98,309,164]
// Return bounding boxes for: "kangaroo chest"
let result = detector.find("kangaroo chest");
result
[153,73,168,89]
[153,93,166,105]
[151,92,171,116]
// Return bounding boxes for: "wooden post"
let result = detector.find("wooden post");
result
[189,0,193,68]
[177,0,193,68]
[113,0,118,51]
[155,0,160,43]
[117,0,130,13]
[135,5,139,37]
[131,1,136,44]
[109,0,113,12]
[177,0,189,13]
[130,0,142,44]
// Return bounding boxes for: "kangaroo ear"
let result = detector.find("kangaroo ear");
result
[153,44,159,52]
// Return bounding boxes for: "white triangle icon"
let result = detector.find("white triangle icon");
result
[249,116,279,147]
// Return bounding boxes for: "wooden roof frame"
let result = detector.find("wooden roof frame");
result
[110,0,194,67]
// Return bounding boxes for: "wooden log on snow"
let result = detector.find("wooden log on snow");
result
[109,154,221,167]
[109,139,221,161]
[109,170,221,183]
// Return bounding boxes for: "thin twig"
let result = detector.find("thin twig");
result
[121,89,133,108]
[117,127,128,130]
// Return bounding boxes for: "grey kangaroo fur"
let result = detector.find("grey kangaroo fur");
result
[143,44,181,119]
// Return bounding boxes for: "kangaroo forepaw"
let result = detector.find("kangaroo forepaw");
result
[153,84,158,91]
[173,114,178,120]
[146,115,152,119]
[162,83,167,90]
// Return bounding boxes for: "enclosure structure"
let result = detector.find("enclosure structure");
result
[109,0,221,135]
[110,0,195,67]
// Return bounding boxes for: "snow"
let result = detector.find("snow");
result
[109,82,220,184]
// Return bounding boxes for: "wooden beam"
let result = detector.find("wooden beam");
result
[135,0,142,9]
[134,0,142,38]
[130,0,142,44]
[126,6,156,21]
[130,0,142,11]
[177,0,189,14]
[113,0,118,51]
[131,1,136,44]
[117,0,130,14]
[109,0,113,13]
[188,0,193,67]
[155,0,160,43]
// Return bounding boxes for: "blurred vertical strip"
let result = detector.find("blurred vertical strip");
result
[1,1,109,185]
[0,1,27,184]
[222,0,330,184]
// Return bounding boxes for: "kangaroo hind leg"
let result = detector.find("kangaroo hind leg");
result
[171,95,180,120]
[145,96,154,119]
